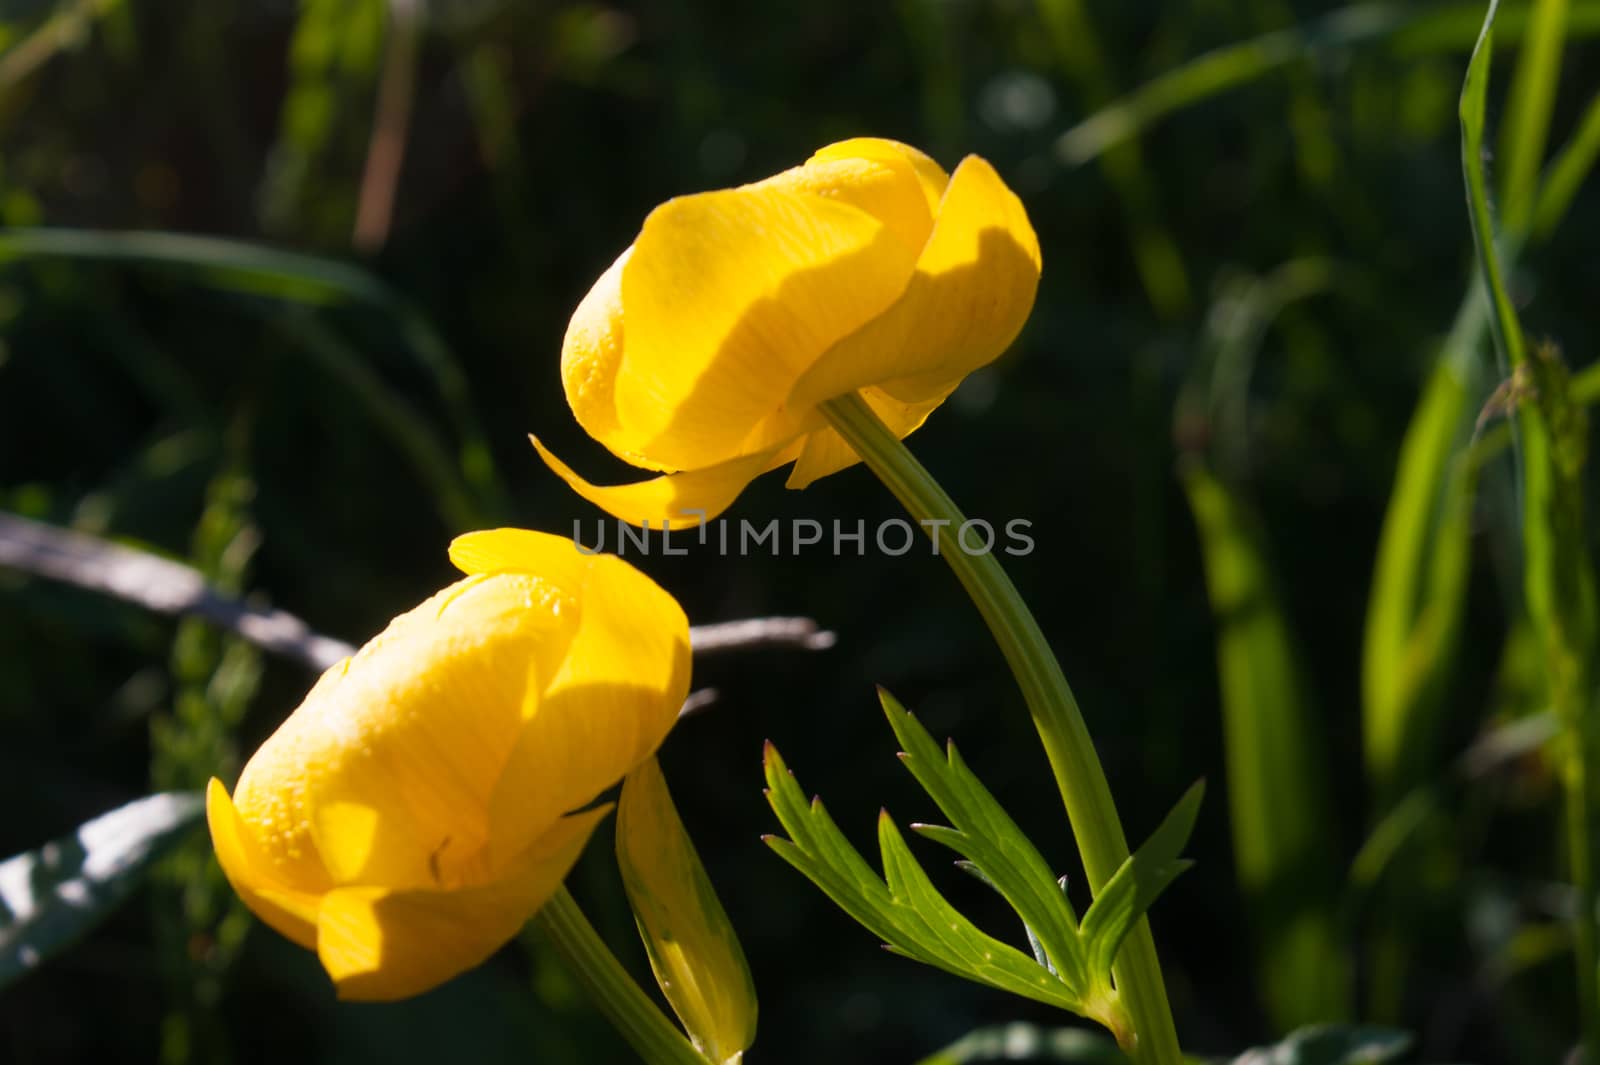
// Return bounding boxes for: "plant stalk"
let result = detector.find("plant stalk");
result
[531,887,707,1065]
[820,391,1182,1064]
[1565,741,1600,1063]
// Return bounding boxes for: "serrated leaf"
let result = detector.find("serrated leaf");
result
[1079,781,1204,981]
[761,742,1081,1013]
[1227,1024,1413,1065]
[0,792,205,988]
[881,689,1087,991]
[617,757,756,1065]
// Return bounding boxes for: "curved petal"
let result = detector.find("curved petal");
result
[296,575,577,890]
[207,778,323,950]
[448,527,595,587]
[488,552,691,864]
[784,386,952,490]
[787,155,1041,413]
[805,138,950,218]
[317,805,609,1002]
[558,248,673,472]
[750,140,946,255]
[612,186,918,468]
[531,435,782,530]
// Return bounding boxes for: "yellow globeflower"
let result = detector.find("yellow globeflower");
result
[535,137,1041,529]
[206,529,691,1001]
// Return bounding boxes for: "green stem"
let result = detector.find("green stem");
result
[820,392,1182,1065]
[1566,739,1600,1062]
[531,887,707,1065]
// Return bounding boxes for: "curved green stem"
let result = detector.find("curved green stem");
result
[531,887,707,1065]
[820,392,1181,1065]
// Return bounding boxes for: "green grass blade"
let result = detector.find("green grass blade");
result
[1532,89,1600,237]
[1182,463,1350,1030]
[1361,331,1482,802]
[1462,5,1600,1051]
[1461,1,1528,372]
[1498,0,1569,234]
[0,792,205,989]
[0,227,508,525]
[1054,0,1600,167]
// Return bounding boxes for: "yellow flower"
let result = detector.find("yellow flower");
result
[206,529,691,1001]
[534,137,1041,529]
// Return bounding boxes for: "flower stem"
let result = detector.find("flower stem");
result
[531,887,707,1065]
[820,391,1182,1065]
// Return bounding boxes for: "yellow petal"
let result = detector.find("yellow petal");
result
[207,778,323,950]
[805,137,950,219]
[317,805,609,1001]
[447,526,595,586]
[557,248,673,471]
[299,574,577,889]
[617,757,757,1062]
[488,552,691,862]
[751,139,947,255]
[784,386,952,490]
[787,155,1041,413]
[531,435,782,530]
[611,186,919,468]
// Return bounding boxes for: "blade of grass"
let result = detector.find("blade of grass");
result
[1461,5,1600,1054]
[1180,463,1350,1030]
[1054,0,1600,167]
[1498,0,1569,234]
[1361,292,1486,803]
[1532,89,1600,237]
[0,227,509,524]
[1037,0,1191,317]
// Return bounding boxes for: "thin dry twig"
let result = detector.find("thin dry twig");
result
[353,0,425,252]
[0,512,836,673]
[0,511,356,671]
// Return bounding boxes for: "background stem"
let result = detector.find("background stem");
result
[820,392,1182,1064]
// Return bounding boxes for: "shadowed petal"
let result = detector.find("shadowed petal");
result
[487,553,690,863]
[317,805,609,1001]
[787,155,1041,413]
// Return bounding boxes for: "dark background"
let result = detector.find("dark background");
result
[1,1,1597,1062]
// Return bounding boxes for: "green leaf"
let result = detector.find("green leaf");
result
[761,743,1083,1015]
[1051,0,1600,168]
[1182,463,1351,1027]
[915,1022,1129,1064]
[1078,782,1202,982]
[1497,0,1569,234]
[1460,0,1526,373]
[1362,342,1481,803]
[617,757,756,1065]
[880,689,1088,993]
[1225,1024,1412,1065]
[0,792,205,989]
[0,227,507,530]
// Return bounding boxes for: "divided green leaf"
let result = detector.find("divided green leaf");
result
[763,691,1205,1039]
[1079,780,1204,981]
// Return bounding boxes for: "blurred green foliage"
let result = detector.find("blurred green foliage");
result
[2,0,1599,1063]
